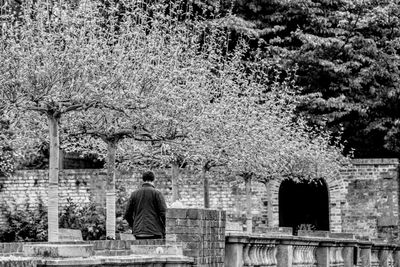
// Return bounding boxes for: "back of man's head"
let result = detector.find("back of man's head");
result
[142,171,155,182]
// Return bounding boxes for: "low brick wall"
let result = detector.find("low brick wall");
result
[166,208,226,267]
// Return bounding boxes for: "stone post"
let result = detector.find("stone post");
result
[316,245,330,267]
[341,241,358,267]
[277,240,293,267]
[166,208,226,267]
[224,235,248,267]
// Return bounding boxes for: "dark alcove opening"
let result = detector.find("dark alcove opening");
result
[279,178,329,235]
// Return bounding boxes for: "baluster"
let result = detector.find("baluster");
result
[329,247,336,267]
[303,245,309,267]
[270,245,278,267]
[300,246,306,267]
[259,244,266,265]
[302,246,308,267]
[356,247,362,267]
[265,245,274,267]
[337,247,343,267]
[304,246,311,267]
[312,246,318,267]
[249,244,258,266]
[298,246,305,267]
[293,246,299,267]
[305,246,311,267]
[302,245,308,267]
[259,243,268,266]
[310,246,317,267]
[309,245,317,267]
[254,244,261,266]
[295,246,301,267]
[337,247,344,267]
[388,250,394,267]
[263,244,269,266]
[371,250,379,267]
[243,243,252,266]
[250,243,258,266]
[262,244,271,266]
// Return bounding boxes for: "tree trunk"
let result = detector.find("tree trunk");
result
[245,176,253,233]
[106,141,117,239]
[47,115,60,242]
[202,167,210,208]
[171,162,180,202]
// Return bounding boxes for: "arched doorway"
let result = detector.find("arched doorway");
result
[279,178,329,234]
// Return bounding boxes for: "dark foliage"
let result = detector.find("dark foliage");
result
[0,198,48,242]
[228,0,400,158]
[0,190,131,242]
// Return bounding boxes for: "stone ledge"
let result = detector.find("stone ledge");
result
[130,245,183,255]
[0,256,37,267]
[351,158,399,165]
[23,244,93,258]
[38,255,194,266]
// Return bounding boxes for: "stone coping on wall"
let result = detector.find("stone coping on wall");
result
[351,158,399,165]
[0,255,194,267]
[37,254,194,266]
[0,240,173,256]
[0,241,194,267]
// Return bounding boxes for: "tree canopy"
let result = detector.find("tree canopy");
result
[226,0,400,158]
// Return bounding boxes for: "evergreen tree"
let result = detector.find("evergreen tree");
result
[229,0,400,157]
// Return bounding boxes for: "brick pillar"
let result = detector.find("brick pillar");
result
[166,208,226,267]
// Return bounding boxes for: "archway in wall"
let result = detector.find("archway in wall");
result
[279,178,329,234]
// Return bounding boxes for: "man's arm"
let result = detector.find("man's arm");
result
[124,193,135,228]
[156,192,167,235]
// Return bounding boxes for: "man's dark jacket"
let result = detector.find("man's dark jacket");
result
[124,183,167,237]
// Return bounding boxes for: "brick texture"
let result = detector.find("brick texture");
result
[340,159,400,239]
[1,158,399,240]
[166,208,226,267]
[0,169,266,230]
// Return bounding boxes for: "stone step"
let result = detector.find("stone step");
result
[23,244,94,258]
[36,255,194,266]
[130,244,183,256]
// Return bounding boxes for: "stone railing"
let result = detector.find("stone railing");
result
[225,233,400,267]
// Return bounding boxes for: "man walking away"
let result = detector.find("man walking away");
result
[124,171,167,239]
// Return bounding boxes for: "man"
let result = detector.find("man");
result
[124,171,167,239]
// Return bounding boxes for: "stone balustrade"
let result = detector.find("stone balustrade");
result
[225,233,400,267]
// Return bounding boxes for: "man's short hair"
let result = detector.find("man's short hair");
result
[142,171,155,182]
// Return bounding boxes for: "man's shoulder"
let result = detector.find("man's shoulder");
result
[131,186,158,194]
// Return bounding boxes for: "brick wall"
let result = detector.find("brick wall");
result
[1,158,399,240]
[166,208,225,267]
[341,158,399,239]
[0,169,267,229]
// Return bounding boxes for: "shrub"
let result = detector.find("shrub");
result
[59,197,106,240]
[0,198,47,242]
[0,193,130,242]
[116,183,130,233]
